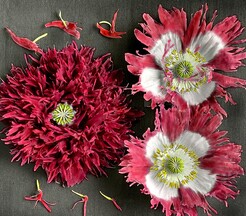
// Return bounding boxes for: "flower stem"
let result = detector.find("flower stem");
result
[99,191,122,211]
[32,33,48,43]
[98,21,112,27]
[36,179,40,191]
[59,10,67,28]
[99,191,112,200]
[72,190,86,198]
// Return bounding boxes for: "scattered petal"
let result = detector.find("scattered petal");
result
[45,11,82,39]
[6,27,47,53]
[71,190,88,216]
[24,180,56,213]
[96,10,126,39]
[99,191,122,211]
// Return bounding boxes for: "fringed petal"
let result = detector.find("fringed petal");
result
[209,181,240,206]
[146,171,179,200]
[180,82,216,106]
[140,68,166,98]
[211,72,246,105]
[145,132,170,161]
[119,137,151,185]
[209,46,246,72]
[201,143,243,176]
[213,71,246,89]
[184,168,216,195]
[158,5,187,40]
[175,131,209,157]
[140,13,166,43]
[158,104,190,142]
[188,105,223,138]
[125,53,158,75]
[150,32,182,66]
[213,16,244,44]
[184,4,209,48]
[189,31,224,62]
[179,187,217,215]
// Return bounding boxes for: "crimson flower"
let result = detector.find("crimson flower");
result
[120,105,243,215]
[126,4,246,113]
[0,42,138,187]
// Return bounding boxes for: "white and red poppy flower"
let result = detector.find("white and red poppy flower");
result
[120,105,243,215]
[126,4,246,113]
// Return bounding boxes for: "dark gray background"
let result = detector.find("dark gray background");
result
[0,0,246,215]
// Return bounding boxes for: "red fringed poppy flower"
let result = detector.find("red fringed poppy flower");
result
[120,105,243,215]
[0,42,139,187]
[126,4,246,113]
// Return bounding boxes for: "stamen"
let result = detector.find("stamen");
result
[32,33,48,43]
[59,10,67,28]
[52,102,76,126]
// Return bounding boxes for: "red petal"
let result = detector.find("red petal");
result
[24,196,38,201]
[45,21,81,39]
[111,9,119,32]
[96,23,111,37]
[45,21,65,29]
[112,199,122,211]
[96,23,125,39]
[83,196,88,216]
[6,27,42,53]
[158,5,187,41]
[125,53,158,75]
[40,199,52,213]
[213,72,246,89]
[96,10,126,39]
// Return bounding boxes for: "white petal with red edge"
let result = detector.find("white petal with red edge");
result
[145,132,170,162]
[175,131,210,158]
[184,168,216,195]
[150,32,182,67]
[180,81,216,105]
[189,31,225,62]
[140,68,166,98]
[146,171,179,200]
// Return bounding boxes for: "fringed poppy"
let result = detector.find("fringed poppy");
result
[126,4,246,113]
[0,41,139,187]
[120,105,243,215]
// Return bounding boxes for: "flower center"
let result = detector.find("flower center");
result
[175,61,194,79]
[52,102,76,126]
[164,48,210,93]
[151,144,199,188]
[166,156,184,174]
